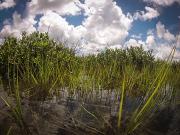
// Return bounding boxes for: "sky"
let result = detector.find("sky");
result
[0,0,180,60]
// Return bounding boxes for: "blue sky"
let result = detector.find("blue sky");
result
[0,0,180,59]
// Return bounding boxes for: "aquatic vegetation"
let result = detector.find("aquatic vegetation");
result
[0,69,31,135]
[126,47,176,134]
[0,32,179,135]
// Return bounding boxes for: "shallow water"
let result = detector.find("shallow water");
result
[0,85,179,135]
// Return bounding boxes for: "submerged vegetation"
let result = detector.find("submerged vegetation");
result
[0,32,180,135]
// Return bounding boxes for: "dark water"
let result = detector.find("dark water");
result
[0,86,180,135]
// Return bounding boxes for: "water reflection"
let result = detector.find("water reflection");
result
[0,86,179,135]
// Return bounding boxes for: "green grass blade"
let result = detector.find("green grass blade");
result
[118,74,126,128]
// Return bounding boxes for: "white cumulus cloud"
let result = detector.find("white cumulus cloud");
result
[79,0,133,53]
[0,0,15,9]
[35,0,133,54]
[146,35,155,45]
[156,21,175,42]
[0,12,36,38]
[134,6,159,21]
[38,11,85,45]
[27,0,82,16]
[125,39,145,48]
[127,21,179,60]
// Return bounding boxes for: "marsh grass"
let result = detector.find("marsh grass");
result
[125,47,176,134]
[1,66,31,134]
[0,32,179,134]
[0,32,160,98]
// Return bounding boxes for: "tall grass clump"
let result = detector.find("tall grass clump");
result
[0,32,78,99]
[1,65,31,134]
[126,47,176,134]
